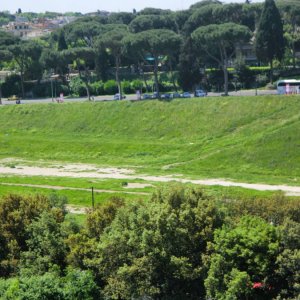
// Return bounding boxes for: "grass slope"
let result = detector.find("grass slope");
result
[0,96,300,184]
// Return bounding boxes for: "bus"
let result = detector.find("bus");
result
[277,79,300,95]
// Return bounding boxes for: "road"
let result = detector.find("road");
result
[0,89,278,105]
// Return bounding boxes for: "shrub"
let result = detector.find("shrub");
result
[131,79,144,92]
[122,80,133,94]
[69,77,86,97]
[90,81,104,95]
[103,80,118,95]
[32,83,49,98]
[2,74,21,97]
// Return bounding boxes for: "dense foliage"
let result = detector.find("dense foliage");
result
[0,186,299,299]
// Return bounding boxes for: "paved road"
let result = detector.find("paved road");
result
[0,89,278,105]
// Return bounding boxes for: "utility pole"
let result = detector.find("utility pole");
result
[91,187,95,209]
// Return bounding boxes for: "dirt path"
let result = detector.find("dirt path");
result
[0,162,300,196]
[0,183,150,196]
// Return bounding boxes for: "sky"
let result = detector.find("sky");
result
[1,0,264,14]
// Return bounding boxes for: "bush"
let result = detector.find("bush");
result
[90,81,104,96]
[32,83,49,98]
[103,80,118,95]
[122,80,133,94]
[69,77,86,97]
[2,74,21,97]
[131,79,144,92]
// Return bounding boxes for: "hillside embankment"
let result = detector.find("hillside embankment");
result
[0,96,299,185]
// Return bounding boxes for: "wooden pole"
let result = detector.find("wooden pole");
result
[91,187,95,209]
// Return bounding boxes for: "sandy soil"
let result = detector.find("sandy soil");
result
[0,160,300,196]
[123,183,153,189]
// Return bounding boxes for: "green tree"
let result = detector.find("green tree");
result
[0,194,65,276]
[63,268,99,300]
[57,30,68,51]
[20,211,67,275]
[94,187,223,299]
[255,0,285,82]
[63,20,104,48]
[205,216,280,300]
[178,38,202,91]
[8,40,42,98]
[183,4,221,34]
[62,48,95,100]
[97,27,129,99]
[123,29,182,96]
[129,14,177,33]
[275,219,300,298]
[86,197,125,239]
[192,22,251,95]
[277,0,300,68]
[108,12,135,25]
[0,31,19,49]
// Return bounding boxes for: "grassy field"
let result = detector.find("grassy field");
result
[0,173,281,224]
[1,95,300,185]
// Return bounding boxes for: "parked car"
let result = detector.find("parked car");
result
[8,95,20,101]
[171,92,181,99]
[142,93,151,100]
[194,89,207,97]
[151,92,159,99]
[161,93,171,99]
[181,92,192,98]
[113,93,126,100]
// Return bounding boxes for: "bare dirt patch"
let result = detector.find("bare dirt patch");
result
[123,183,153,189]
[66,205,87,214]
[1,159,300,196]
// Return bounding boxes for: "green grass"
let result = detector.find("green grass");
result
[0,175,157,193]
[0,183,146,206]
[1,96,300,184]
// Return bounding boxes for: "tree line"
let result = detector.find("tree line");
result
[0,0,299,99]
[0,187,299,299]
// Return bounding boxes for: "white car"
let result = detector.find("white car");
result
[194,89,207,97]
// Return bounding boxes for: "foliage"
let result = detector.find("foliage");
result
[1,74,21,97]
[275,219,300,299]
[69,76,87,97]
[178,38,202,91]
[8,40,43,93]
[123,29,182,95]
[96,26,129,97]
[20,211,67,275]
[192,22,251,95]
[86,197,125,239]
[229,193,300,225]
[0,269,99,300]
[129,14,177,33]
[121,80,133,94]
[103,79,118,94]
[95,186,223,299]
[205,216,280,300]
[90,81,104,95]
[0,194,66,276]
[255,0,285,81]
